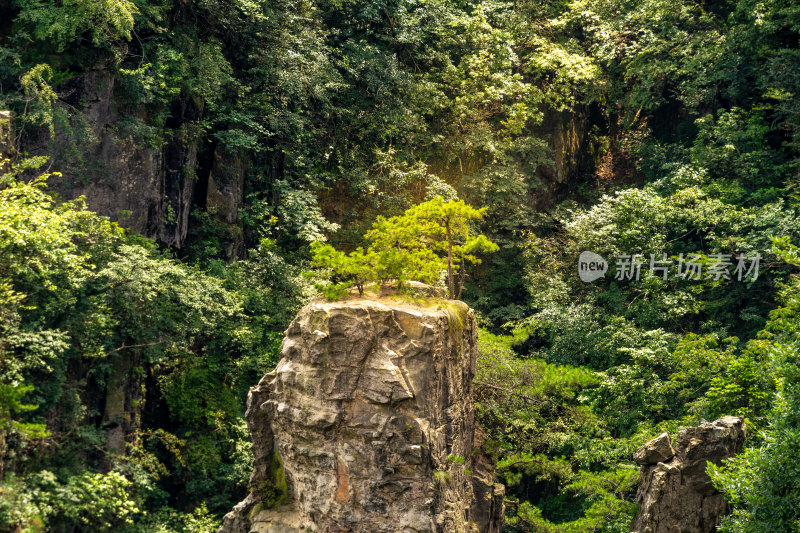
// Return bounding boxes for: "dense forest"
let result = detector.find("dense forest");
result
[1,0,799,530]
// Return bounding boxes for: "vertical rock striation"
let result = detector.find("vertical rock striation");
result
[33,71,173,243]
[630,416,746,533]
[14,68,247,256]
[221,296,504,533]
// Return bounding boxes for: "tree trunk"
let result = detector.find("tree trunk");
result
[456,262,466,300]
[445,220,454,299]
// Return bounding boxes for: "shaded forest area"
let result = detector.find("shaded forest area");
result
[1,0,799,531]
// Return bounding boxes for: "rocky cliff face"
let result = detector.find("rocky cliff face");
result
[530,105,602,209]
[630,416,746,533]
[41,70,178,244]
[10,66,600,254]
[15,69,246,255]
[221,296,504,533]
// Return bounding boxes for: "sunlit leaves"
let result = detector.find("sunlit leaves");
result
[312,198,497,298]
[15,0,138,51]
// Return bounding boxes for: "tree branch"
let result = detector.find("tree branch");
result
[105,339,166,356]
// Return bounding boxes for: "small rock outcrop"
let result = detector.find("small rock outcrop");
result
[630,416,746,533]
[221,296,504,533]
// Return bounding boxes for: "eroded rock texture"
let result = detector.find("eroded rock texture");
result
[11,68,247,255]
[221,297,504,533]
[630,416,746,533]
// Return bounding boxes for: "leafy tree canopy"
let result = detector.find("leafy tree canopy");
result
[312,197,498,299]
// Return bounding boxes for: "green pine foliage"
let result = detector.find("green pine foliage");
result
[312,197,498,299]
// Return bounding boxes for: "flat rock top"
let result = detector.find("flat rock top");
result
[309,293,469,315]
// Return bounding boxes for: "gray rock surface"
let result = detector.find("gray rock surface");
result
[14,68,247,255]
[32,70,175,243]
[633,432,675,466]
[630,416,746,533]
[220,296,504,533]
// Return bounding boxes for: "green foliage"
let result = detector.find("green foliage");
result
[0,160,265,522]
[704,347,774,420]
[394,197,500,298]
[310,243,377,296]
[432,470,451,490]
[692,107,787,192]
[2,0,800,529]
[474,329,642,528]
[0,470,139,532]
[709,246,800,532]
[0,162,121,462]
[274,186,340,245]
[0,467,218,532]
[313,198,497,299]
[475,328,600,457]
[0,473,49,532]
[53,471,139,530]
[126,504,220,533]
[18,64,58,136]
[0,383,47,441]
[507,466,638,533]
[14,0,138,52]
